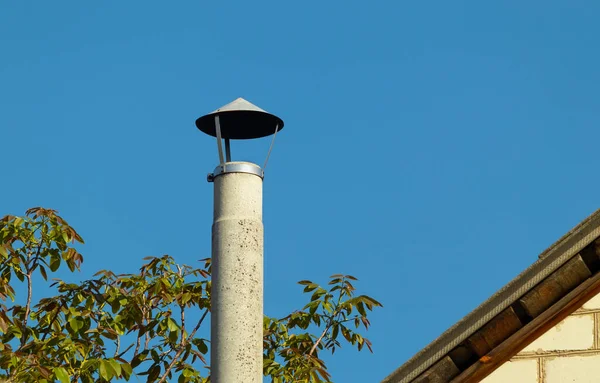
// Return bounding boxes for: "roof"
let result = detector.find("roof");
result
[382,209,600,383]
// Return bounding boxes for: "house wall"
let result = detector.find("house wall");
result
[482,292,600,383]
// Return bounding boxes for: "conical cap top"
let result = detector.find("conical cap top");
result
[196,97,284,139]
[210,97,269,114]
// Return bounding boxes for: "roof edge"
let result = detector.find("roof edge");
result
[382,208,600,383]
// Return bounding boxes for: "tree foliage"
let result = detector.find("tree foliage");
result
[0,208,381,382]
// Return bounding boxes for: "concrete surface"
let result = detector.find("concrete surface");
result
[210,163,264,383]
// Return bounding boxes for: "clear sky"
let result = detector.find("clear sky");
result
[2,1,600,382]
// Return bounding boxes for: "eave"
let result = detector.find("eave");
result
[382,209,600,383]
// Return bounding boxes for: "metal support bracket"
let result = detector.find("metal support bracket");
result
[262,123,279,172]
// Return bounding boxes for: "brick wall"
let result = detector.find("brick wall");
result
[482,293,600,383]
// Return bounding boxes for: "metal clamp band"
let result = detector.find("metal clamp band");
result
[207,162,263,182]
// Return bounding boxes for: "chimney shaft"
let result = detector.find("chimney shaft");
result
[210,162,264,383]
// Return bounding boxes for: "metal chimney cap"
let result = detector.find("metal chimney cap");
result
[195,97,284,140]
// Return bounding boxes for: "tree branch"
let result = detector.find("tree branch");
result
[116,343,134,360]
[180,305,185,343]
[308,278,351,356]
[114,334,120,357]
[309,323,331,357]
[132,304,146,358]
[157,309,208,383]
[133,330,141,358]
[40,302,64,341]
[22,222,45,341]
[20,274,32,347]
[309,283,345,357]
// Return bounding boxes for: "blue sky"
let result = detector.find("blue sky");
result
[2,1,600,382]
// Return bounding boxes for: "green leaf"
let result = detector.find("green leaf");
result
[303,283,319,292]
[167,318,179,332]
[8,325,22,338]
[196,339,208,354]
[111,299,121,313]
[322,301,333,314]
[53,367,70,383]
[151,348,160,363]
[304,300,321,316]
[69,317,83,332]
[169,329,179,343]
[109,359,122,376]
[331,324,339,340]
[99,360,111,381]
[121,363,132,380]
[147,364,160,381]
[50,253,61,272]
[131,351,147,368]
[39,264,48,280]
[310,288,326,302]
[364,295,383,308]
[341,326,352,342]
[357,302,366,317]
